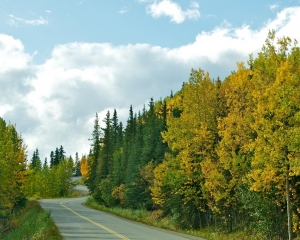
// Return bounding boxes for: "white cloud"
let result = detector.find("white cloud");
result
[190,2,199,9]
[146,0,200,23]
[1,6,300,160]
[0,34,32,72]
[119,6,129,14]
[0,104,13,116]
[46,10,51,13]
[8,15,48,26]
[270,3,279,10]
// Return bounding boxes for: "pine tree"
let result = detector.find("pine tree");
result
[74,152,81,176]
[125,111,144,208]
[86,113,101,193]
[31,148,41,170]
[43,158,48,169]
[31,151,37,169]
[122,105,136,182]
[59,145,65,161]
[50,151,54,167]
[140,98,157,166]
[111,122,124,187]
[99,110,113,179]
[112,109,119,148]
[54,148,60,166]
[116,122,124,149]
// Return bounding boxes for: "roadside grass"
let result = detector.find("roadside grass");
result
[1,200,61,240]
[76,177,85,185]
[85,197,261,240]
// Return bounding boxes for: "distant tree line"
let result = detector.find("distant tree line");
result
[25,146,80,198]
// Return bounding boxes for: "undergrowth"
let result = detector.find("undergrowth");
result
[1,200,61,240]
[85,197,269,240]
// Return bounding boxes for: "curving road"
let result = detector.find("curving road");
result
[39,197,205,240]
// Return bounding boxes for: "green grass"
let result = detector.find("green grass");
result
[76,177,85,185]
[85,197,176,229]
[1,200,62,240]
[85,197,264,240]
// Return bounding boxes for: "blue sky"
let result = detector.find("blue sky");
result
[1,0,298,63]
[1,0,300,160]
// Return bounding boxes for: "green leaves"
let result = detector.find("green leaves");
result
[24,157,74,198]
[0,118,27,218]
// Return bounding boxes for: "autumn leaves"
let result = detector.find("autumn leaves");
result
[1,30,300,238]
[0,119,27,220]
[152,31,300,237]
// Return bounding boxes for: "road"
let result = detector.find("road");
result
[39,197,205,240]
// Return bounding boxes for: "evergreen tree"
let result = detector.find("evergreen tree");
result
[102,111,114,176]
[124,112,144,207]
[111,122,124,187]
[140,98,156,166]
[74,152,81,176]
[112,109,119,148]
[31,148,41,170]
[86,113,101,193]
[116,122,124,149]
[43,158,48,169]
[53,147,60,166]
[67,155,74,173]
[50,151,54,168]
[121,106,136,185]
[31,151,36,168]
[59,145,65,161]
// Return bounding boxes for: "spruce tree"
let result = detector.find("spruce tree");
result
[140,98,156,165]
[74,152,81,176]
[31,148,41,170]
[116,122,123,149]
[125,111,145,208]
[54,148,60,166]
[31,151,36,169]
[99,111,113,179]
[43,157,48,169]
[50,151,54,168]
[86,113,101,193]
[59,145,65,161]
[112,109,119,148]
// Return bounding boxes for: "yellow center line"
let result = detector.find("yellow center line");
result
[60,200,130,240]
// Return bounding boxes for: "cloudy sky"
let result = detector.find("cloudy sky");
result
[1,0,300,161]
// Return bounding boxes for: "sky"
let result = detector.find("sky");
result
[1,0,300,161]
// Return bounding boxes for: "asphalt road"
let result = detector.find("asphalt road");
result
[39,197,206,240]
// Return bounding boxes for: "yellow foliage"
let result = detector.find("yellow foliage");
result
[112,184,127,207]
[80,155,89,178]
[0,118,27,214]
[159,69,219,210]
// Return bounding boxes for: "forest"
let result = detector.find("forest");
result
[83,31,300,239]
[1,30,300,239]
